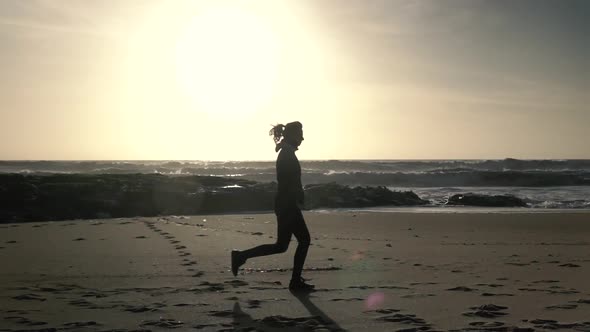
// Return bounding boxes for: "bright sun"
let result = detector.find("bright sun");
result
[124,1,328,127]
[175,4,280,116]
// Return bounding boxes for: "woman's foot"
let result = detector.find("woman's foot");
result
[231,250,246,276]
[289,276,315,291]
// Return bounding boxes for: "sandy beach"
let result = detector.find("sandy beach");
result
[1,211,589,331]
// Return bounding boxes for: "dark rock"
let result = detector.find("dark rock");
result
[0,174,428,223]
[304,182,429,209]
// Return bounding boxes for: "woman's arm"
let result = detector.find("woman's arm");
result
[277,150,303,208]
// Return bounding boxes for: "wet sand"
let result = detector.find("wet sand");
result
[1,211,589,331]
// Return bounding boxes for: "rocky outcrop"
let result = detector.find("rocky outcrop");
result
[0,174,428,222]
[304,182,429,209]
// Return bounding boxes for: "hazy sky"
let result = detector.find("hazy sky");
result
[1,0,588,160]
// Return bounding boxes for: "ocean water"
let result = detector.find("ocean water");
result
[1,159,589,209]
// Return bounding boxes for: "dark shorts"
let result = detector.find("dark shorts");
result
[274,208,310,245]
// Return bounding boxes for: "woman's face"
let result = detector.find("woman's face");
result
[289,129,304,147]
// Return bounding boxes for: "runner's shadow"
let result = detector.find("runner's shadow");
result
[289,289,347,332]
[231,302,299,331]
[231,292,346,331]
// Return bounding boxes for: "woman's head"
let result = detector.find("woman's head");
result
[269,121,304,147]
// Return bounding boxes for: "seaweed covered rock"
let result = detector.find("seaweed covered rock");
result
[0,174,266,222]
[0,174,428,222]
[304,182,429,209]
[446,193,527,207]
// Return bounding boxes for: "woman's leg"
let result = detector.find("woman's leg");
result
[240,212,292,260]
[290,209,311,281]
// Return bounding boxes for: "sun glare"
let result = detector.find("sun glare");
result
[175,4,280,116]
[122,0,331,142]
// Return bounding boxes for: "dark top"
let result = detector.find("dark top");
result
[274,143,304,212]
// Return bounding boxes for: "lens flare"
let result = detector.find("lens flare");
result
[365,291,385,310]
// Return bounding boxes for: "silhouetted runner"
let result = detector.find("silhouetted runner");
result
[231,121,314,291]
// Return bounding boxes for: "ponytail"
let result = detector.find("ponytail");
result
[269,124,285,144]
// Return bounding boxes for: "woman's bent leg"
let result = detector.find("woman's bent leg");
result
[240,213,292,260]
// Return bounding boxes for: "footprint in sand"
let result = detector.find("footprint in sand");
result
[199,281,225,292]
[193,323,218,329]
[476,283,504,288]
[506,262,529,266]
[380,285,410,290]
[348,285,376,290]
[225,280,249,287]
[330,297,364,302]
[4,316,47,326]
[13,294,46,301]
[481,292,514,297]
[173,302,209,307]
[4,309,40,316]
[63,321,100,328]
[135,235,147,239]
[263,315,335,329]
[208,309,242,317]
[533,280,560,284]
[559,263,581,268]
[402,293,436,298]
[447,286,477,292]
[546,303,578,310]
[463,304,508,318]
[6,240,18,244]
[548,288,579,295]
[374,312,431,329]
[122,303,166,313]
[410,282,438,286]
[529,319,590,330]
[68,299,105,309]
[468,321,507,329]
[72,237,85,241]
[519,287,545,292]
[175,245,187,250]
[247,299,262,308]
[141,318,184,328]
